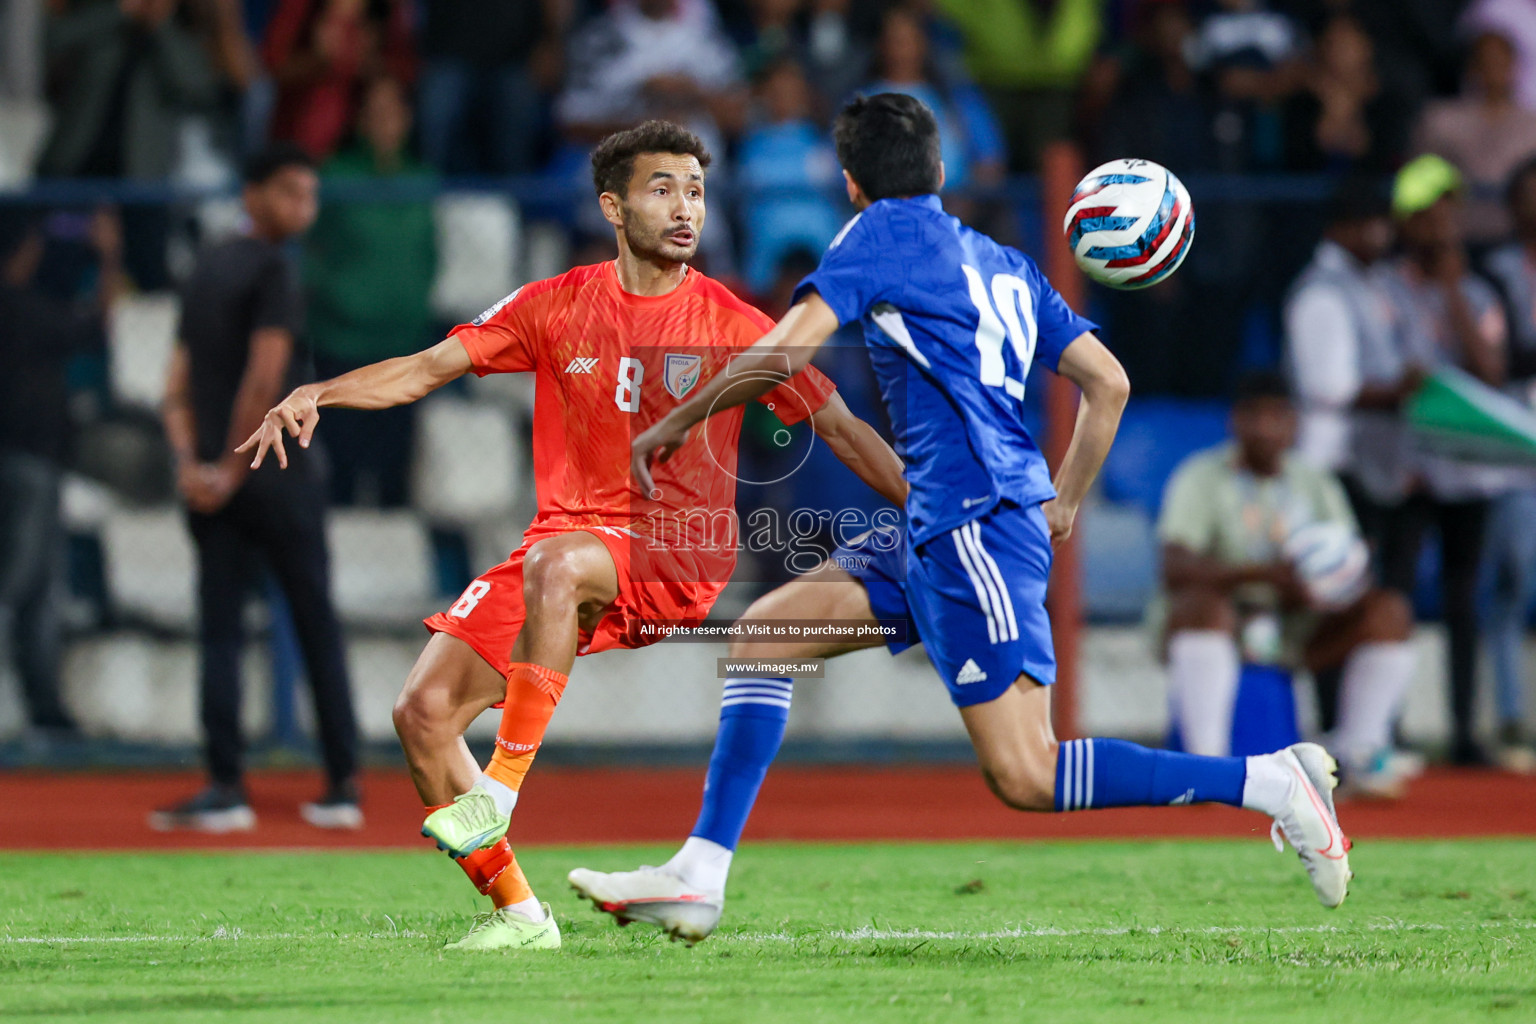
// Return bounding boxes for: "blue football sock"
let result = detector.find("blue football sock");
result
[689,677,793,849]
[1054,738,1246,811]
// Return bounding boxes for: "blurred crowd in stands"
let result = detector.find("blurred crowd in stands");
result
[5,0,1536,769]
[5,1,1536,379]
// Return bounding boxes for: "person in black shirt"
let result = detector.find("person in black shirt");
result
[0,209,122,742]
[151,145,360,832]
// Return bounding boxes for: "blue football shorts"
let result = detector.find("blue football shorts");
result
[828,500,1057,706]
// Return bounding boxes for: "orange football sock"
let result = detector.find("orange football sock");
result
[484,849,535,908]
[425,806,533,909]
[484,662,567,791]
[464,838,534,908]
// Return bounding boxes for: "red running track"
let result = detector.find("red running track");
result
[1,766,1533,851]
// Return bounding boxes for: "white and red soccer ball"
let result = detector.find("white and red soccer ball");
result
[1063,158,1195,290]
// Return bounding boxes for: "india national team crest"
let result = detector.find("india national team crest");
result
[664,353,703,399]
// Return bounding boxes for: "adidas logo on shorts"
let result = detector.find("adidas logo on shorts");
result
[955,659,988,685]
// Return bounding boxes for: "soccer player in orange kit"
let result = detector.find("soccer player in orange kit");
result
[238,121,906,950]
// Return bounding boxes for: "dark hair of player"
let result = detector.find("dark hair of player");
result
[832,93,943,202]
[1233,369,1293,406]
[1325,175,1390,225]
[243,142,316,186]
[591,120,713,197]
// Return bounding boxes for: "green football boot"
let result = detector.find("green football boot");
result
[421,785,509,858]
[445,903,561,951]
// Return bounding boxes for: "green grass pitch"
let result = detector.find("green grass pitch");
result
[3,839,1533,1023]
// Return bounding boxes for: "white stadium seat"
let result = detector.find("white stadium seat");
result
[464,366,535,408]
[101,508,196,631]
[63,634,271,742]
[60,472,121,533]
[108,293,180,411]
[466,521,526,586]
[0,98,49,188]
[102,505,435,633]
[522,220,572,285]
[411,396,520,526]
[429,192,521,324]
[325,509,437,628]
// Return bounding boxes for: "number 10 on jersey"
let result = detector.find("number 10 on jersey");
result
[963,265,1037,401]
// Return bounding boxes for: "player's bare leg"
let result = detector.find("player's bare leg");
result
[395,533,619,810]
[960,675,1352,908]
[421,532,617,859]
[394,634,506,805]
[390,633,557,946]
[957,677,1060,811]
[508,532,621,674]
[402,533,619,949]
[570,563,886,943]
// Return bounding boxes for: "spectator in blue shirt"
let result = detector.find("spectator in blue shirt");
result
[738,59,845,294]
[857,5,1006,195]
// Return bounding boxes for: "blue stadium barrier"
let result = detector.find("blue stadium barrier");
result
[1081,501,1158,622]
[1100,398,1232,515]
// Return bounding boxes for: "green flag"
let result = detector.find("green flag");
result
[1406,366,1536,465]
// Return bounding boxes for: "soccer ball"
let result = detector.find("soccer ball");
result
[1063,158,1195,290]
[1282,521,1370,611]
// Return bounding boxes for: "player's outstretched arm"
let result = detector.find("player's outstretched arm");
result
[809,393,907,507]
[237,336,473,469]
[1043,332,1131,546]
[631,293,840,495]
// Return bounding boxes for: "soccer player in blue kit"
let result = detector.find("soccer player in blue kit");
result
[570,94,1352,943]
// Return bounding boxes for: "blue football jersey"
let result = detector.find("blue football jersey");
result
[794,194,1098,544]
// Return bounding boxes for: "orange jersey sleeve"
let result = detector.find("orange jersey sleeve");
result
[451,279,565,376]
[763,364,837,425]
[704,283,840,426]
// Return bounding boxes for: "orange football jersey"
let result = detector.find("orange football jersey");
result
[452,261,837,571]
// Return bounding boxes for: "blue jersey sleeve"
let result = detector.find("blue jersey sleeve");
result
[1029,260,1099,372]
[792,212,896,326]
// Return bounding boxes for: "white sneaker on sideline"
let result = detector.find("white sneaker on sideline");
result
[148,786,256,833]
[300,800,364,830]
[1339,748,1409,801]
[568,865,723,945]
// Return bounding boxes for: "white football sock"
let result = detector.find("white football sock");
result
[1241,753,1295,816]
[1168,630,1240,757]
[666,836,733,895]
[477,773,520,817]
[1334,641,1415,763]
[504,895,545,922]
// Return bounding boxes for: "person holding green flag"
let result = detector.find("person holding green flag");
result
[1376,154,1510,765]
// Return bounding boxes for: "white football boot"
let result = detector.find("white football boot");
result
[568,865,723,945]
[1264,742,1354,908]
